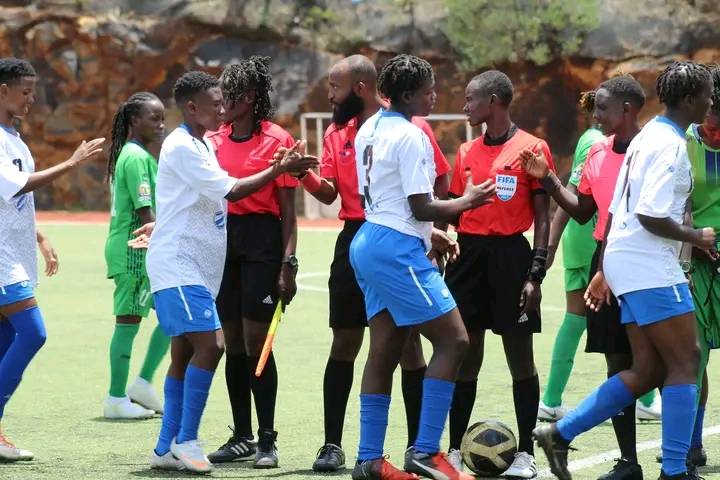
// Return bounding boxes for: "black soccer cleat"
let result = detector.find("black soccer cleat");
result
[658,466,702,480]
[207,430,256,463]
[312,443,346,472]
[533,424,572,480]
[656,447,707,467]
[597,458,642,480]
[254,429,279,469]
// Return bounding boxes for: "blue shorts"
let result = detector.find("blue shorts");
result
[349,222,457,327]
[0,281,34,307]
[153,285,221,337]
[619,283,695,326]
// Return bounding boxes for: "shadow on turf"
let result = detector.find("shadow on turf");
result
[130,465,347,478]
[90,416,161,423]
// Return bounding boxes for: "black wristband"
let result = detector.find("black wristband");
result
[528,248,548,284]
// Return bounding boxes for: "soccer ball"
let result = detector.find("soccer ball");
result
[460,420,517,476]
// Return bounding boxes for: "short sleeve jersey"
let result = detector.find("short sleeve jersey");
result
[561,128,603,268]
[105,142,157,278]
[603,117,692,296]
[355,110,436,247]
[146,126,237,297]
[687,124,720,230]
[321,116,450,221]
[207,121,297,218]
[578,135,626,241]
[0,126,36,288]
[449,128,555,236]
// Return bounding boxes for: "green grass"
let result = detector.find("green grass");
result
[3,224,720,479]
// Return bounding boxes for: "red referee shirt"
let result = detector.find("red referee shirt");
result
[449,128,555,236]
[320,115,451,221]
[207,121,298,217]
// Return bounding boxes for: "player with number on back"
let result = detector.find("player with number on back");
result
[299,54,452,473]
[0,57,105,461]
[349,54,495,480]
[444,70,554,480]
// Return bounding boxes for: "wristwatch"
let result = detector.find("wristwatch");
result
[282,254,299,268]
[680,260,693,275]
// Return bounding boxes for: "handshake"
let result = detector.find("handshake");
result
[271,140,318,177]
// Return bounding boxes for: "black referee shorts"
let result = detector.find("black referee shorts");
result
[585,242,631,354]
[328,220,367,329]
[217,214,282,325]
[445,233,541,335]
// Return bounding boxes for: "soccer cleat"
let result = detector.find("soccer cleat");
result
[312,443,346,472]
[150,450,185,470]
[447,448,463,472]
[16,448,33,461]
[404,447,474,480]
[254,429,279,469]
[656,447,707,467]
[533,424,572,480]
[128,377,163,413]
[103,396,155,420]
[597,458,642,480]
[636,396,661,421]
[351,457,419,480]
[658,468,701,480]
[0,433,21,462]
[170,438,212,473]
[538,401,570,423]
[502,451,538,479]
[207,428,256,463]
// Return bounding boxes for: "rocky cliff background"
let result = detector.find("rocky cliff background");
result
[1,0,719,210]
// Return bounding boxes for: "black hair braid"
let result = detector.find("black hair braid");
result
[377,54,434,105]
[220,56,275,133]
[0,57,36,85]
[107,91,159,182]
[578,90,596,113]
[709,64,720,115]
[656,61,712,108]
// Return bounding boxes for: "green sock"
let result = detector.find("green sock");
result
[638,389,656,408]
[109,323,140,397]
[543,312,586,407]
[138,324,170,383]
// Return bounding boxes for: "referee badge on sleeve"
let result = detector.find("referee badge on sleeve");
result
[495,174,517,202]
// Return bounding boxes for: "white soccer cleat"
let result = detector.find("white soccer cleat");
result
[537,401,569,423]
[636,395,662,421]
[103,396,155,420]
[128,377,164,413]
[502,452,538,479]
[171,438,212,473]
[16,448,33,461]
[448,448,464,472]
[0,433,22,462]
[150,450,185,470]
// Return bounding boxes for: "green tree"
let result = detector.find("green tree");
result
[443,0,600,71]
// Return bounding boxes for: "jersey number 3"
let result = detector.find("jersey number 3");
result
[362,145,373,207]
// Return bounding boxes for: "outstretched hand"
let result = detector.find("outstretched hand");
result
[519,144,550,179]
[463,169,496,209]
[70,138,106,166]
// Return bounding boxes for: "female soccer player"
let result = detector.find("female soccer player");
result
[349,54,495,480]
[529,61,714,480]
[522,74,653,480]
[103,92,170,420]
[444,70,553,479]
[206,57,300,469]
[0,57,104,461]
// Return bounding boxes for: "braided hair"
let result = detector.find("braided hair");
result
[377,54,434,105]
[656,61,712,108]
[219,56,275,133]
[0,57,35,85]
[107,92,160,182]
[578,90,596,113]
[710,65,720,115]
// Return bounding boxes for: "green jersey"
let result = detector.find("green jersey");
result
[561,128,604,269]
[687,124,720,230]
[104,142,157,278]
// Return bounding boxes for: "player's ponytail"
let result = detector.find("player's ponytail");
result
[107,92,159,182]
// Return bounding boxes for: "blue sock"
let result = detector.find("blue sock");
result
[0,321,15,360]
[358,394,391,462]
[0,307,46,418]
[662,384,698,476]
[176,365,215,443]
[415,378,455,454]
[691,405,705,449]
[154,375,184,455]
[557,374,634,442]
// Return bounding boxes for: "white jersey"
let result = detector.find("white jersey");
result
[146,126,236,297]
[0,125,37,289]
[355,110,435,248]
[604,116,692,296]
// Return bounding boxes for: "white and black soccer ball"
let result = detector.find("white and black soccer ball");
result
[460,420,517,476]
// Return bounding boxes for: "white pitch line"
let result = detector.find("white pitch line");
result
[538,424,720,478]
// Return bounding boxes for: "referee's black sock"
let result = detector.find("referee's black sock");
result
[247,353,278,432]
[323,358,354,447]
[513,374,539,455]
[225,352,253,438]
[612,398,638,462]
[402,366,426,448]
[448,379,477,450]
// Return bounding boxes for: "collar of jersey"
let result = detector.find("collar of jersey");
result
[655,115,686,138]
[178,123,210,153]
[0,123,17,135]
[378,109,408,120]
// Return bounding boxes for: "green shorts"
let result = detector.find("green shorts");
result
[564,265,590,292]
[112,273,153,318]
[691,258,720,350]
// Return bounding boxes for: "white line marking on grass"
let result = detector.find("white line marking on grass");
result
[538,424,720,478]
